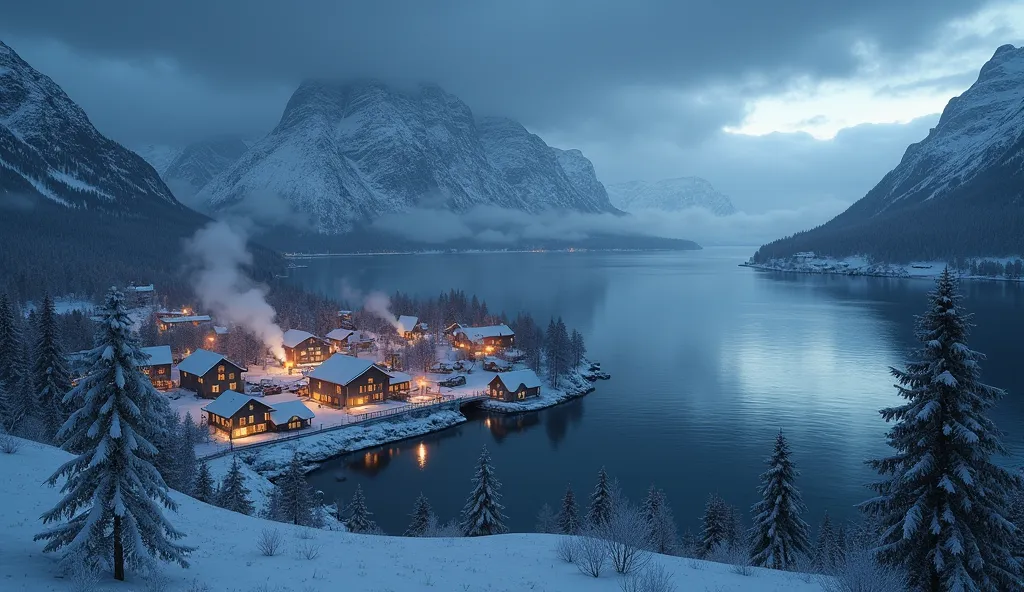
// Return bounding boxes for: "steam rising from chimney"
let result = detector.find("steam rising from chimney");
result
[341,283,401,331]
[183,221,286,360]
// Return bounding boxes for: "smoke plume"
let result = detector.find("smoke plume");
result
[340,282,401,331]
[183,221,286,359]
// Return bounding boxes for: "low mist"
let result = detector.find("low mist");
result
[183,220,286,359]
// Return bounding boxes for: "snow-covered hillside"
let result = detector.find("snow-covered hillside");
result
[199,79,616,234]
[0,438,826,591]
[134,144,181,176]
[0,40,180,211]
[607,178,737,216]
[160,136,253,199]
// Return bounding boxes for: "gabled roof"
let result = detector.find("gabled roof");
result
[177,349,245,376]
[396,315,418,333]
[213,325,229,335]
[269,400,315,424]
[456,324,515,342]
[127,284,154,293]
[139,345,172,367]
[386,370,413,384]
[491,370,541,391]
[202,391,261,418]
[282,328,320,349]
[308,354,376,386]
[160,315,212,324]
[326,328,355,342]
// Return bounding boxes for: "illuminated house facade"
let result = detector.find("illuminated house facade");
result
[178,349,247,399]
[307,354,391,408]
[139,345,173,391]
[282,329,329,366]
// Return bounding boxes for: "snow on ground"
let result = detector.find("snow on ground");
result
[0,438,828,592]
[22,296,96,317]
[747,254,1024,281]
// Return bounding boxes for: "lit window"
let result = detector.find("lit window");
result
[368,378,374,384]
[265,413,270,421]
[230,382,237,391]
[218,374,225,381]
[336,385,341,394]
[157,368,166,375]
[211,384,220,394]
[248,404,253,411]
[229,373,235,379]
[218,365,225,372]
[240,416,246,426]
[248,415,254,424]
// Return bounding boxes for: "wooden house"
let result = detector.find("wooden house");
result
[268,400,315,432]
[396,315,419,339]
[178,349,247,399]
[282,329,330,367]
[139,345,173,391]
[158,314,212,332]
[326,328,356,352]
[482,356,512,372]
[203,391,274,439]
[337,310,355,330]
[307,354,391,408]
[454,324,515,352]
[385,369,413,398]
[125,284,156,307]
[488,370,541,402]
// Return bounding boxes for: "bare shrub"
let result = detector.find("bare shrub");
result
[619,562,677,592]
[423,516,462,538]
[819,550,907,592]
[0,434,21,454]
[187,579,213,592]
[708,542,753,576]
[257,528,284,556]
[601,499,652,575]
[298,541,322,560]
[65,558,100,592]
[555,535,577,563]
[144,571,172,592]
[575,530,609,578]
[296,528,317,540]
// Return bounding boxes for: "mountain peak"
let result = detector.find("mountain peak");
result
[607,177,737,216]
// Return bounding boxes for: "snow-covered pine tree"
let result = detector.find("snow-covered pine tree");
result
[345,484,377,533]
[405,493,434,537]
[643,485,679,554]
[216,456,254,515]
[177,411,199,494]
[10,337,40,437]
[749,430,811,570]
[156,412,184,488]
[724,502,743,550]
[270,453,320,527]
[0,294,22,390]
[33,294,73,442]
[814,511,842,573]
[570,329,586,369]
[700,493,730,557]
[557,484,581,534]
[460,445,508,536]
[35,288,190,581]
[860,268,1023,591]
[193,462,215,504]
[535,503,558,534]
[588,467,614,527]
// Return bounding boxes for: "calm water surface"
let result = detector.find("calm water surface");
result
[287,248,1024,534]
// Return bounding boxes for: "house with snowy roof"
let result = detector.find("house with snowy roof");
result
[139,345,172,391]
[325,328,356,352]
[337,310,354,329]
[384,369,413,398]
[307,354,391,408]
[488,370,541,402]
[282,328,330,367]
[201,392,315,439]
[157,314,212,332]
[396,315,421,339]
[177,349,247,399]
[453,324,515,352]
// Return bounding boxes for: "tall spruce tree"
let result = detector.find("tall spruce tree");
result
[557,484,581,534]
[535,503,558,534]
[814,511,842,574]
[268,453,321,527]
[588,467,613,527]
[193,462,215,504]
[700,493,730,557]
[35,288,189,581]
[644,485,679,554]
[405,493,434,537]
[216,456,254,515]
[0,294,21,390]
[344,484,376,533]
[460,446,508,536]
[749,431,811,570]
[33,294,72,442]
[860,269,1023,591]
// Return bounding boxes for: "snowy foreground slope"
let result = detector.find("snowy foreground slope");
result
[0,440,826,591]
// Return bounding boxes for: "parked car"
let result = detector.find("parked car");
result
[259,378,274,388]
[262,385,283,396]
[439,375,467,388]
[430,362,454,374]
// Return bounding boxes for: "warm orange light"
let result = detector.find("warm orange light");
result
[207,336,215,342]
[417,442,427,469]
[285,361,293,368]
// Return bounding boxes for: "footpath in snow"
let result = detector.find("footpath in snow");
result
[0,439,828,592]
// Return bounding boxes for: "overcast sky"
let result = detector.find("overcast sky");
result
[3,0,1023,219]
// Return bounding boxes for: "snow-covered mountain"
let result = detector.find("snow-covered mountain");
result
[134,144,181,176]
[0,40,179,211]
[755,44,1024,262]
[199,79,616,233]
[607,178,737,216]
[161,135,252,198]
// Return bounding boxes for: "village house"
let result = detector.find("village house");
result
[139,345,173,391]
[202,391,274,439]
[453,324,516,352]
[488,370,542,402]
[282,329,330,367]
[307,354,391,408]
[346,330,375,351]
[158,314,213,332]
[326,328,356,352]
[396,315,420,339]
[385,369,413,398]
[124,284,156,308]
[337,310,355,330]
[178,349,247,399]
[443,322,463,337]
[202,391,316,439]
[482,356,512,372]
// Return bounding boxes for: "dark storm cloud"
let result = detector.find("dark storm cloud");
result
[1,0,988,137]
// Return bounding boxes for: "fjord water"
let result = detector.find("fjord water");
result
[289,248,1024,534]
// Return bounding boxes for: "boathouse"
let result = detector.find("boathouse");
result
[488,370,541,402]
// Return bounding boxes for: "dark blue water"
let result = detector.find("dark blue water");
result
[288,248,1024,534]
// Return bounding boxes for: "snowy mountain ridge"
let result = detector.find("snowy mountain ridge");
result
[607,177,737,216]
[199,79,618,234]
[0,40,179,210]
[161,135,253,199]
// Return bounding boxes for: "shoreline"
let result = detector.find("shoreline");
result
[741,261,1024,284]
